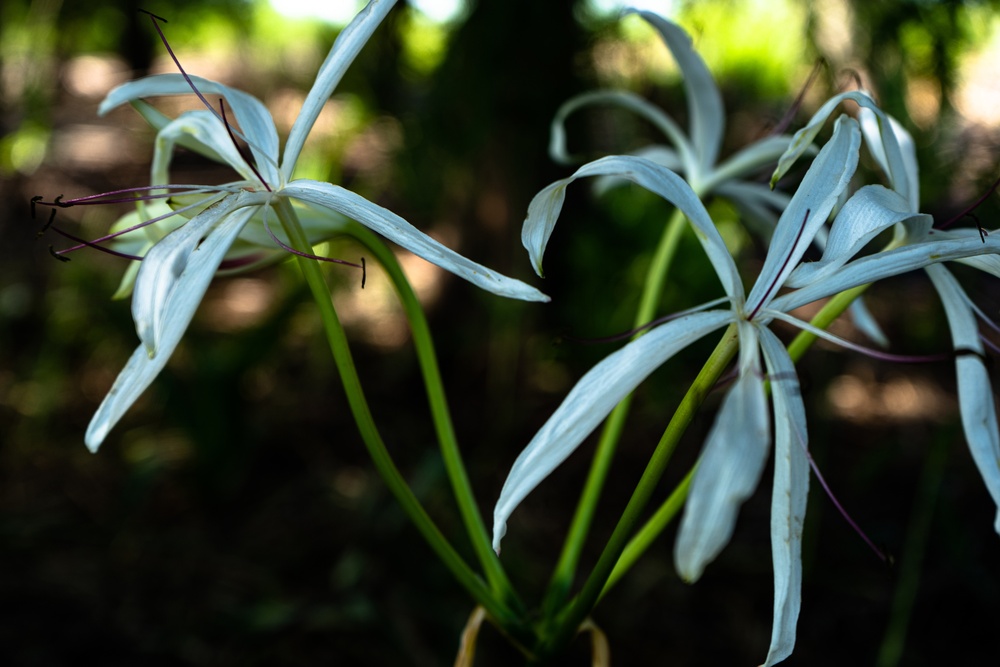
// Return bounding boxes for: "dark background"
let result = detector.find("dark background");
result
[1,0,998,664]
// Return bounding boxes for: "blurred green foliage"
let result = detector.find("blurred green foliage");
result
[2,0,999,664]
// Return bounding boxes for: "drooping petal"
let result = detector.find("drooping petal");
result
[492,310,733,553]
[675,322,769,581]
[770,91,909,207]
[771,233,1000,314]
[848,299,890,349]
[281,0,397,181]
[99,74,280,185]
[132,191,264,354]
[745,115,861,313]
[151,110,259,184]
[520,155,741,298]
[282,180,548,302]
[925,265,1000,532]
[757,326,810,667]
[593,145,684,195]
[785,185,932,288]
[714,181,791,237]
[85,202,259,452]
[632,11,725,175]
[548,90,695,172]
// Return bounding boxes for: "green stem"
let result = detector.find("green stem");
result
[334,220,521,609]
[542,207,689,613]
[537,324,739,658]
[272,200,526,637]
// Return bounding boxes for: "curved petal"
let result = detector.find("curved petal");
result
[632,11,725,173]
[132,191,264,353]
[848,298,890,348]
[757,326,810,667]
[548,90,695,173]
[785,185,932,288]
[714,180,791,237]
[282,0,397,180]
[520,155,741,298]
[99,73,279,185]
[860,109,919,210]
[130,100,228,166]
[771,233,1000,314]
[925,265,1000,532]
[86,202,259,452]
[675,322,769,581]
[771,91,908,207]
[282,180,548,302]
[152,110,258,184]
[745,115,861,313]
[492,310,733,553]
[593,145,684,195]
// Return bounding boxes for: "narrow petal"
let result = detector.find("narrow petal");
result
[771,233,1000,314]
[784,185,932,288]
[85,203,259,451]
[99,73,280,185]
[151,110,259,185]
[632,11,725,173]
[520,155,741,299]
[593,145,684,195]
[771,91,909,207]
[675,322,769,581]
[130,99,228,166]
[132,191,265,353]
[745,116,861,313]
[704,135,796,192]
[757,327,810,667]
[548,90,695,173]
[281,0,397,180]
[925,265,1000,532]
[714,181,791,237]
[282,180,548,302]
[848,298,890,348]
[492,310,733,553]
[859,109,919,210]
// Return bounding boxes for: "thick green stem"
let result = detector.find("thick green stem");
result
[537,324,739,658]
[272,200,526,636]
[334,220,521,609]
[542,207,689,613]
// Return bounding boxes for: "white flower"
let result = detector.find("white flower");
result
[80,0,547,451]
[494,108,1000,664]
[776,91,1000,533]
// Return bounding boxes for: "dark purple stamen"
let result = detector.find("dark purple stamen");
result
[937,175,999,242]
[748,208,811,321]
[48,225,144,261]
[260,213,366,284]
[770,59,825,137]
[37,208,56,236]
[33,184,222,209]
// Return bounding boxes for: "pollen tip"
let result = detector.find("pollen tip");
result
[360,257,366,289]
[48,245,71,263]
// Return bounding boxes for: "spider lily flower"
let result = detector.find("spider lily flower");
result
[495,111,1000,663]
[545,10,796,249]
[62,0,547,452]
[775,95,1000,533]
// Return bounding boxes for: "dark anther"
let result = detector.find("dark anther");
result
[138,8,169,23]
[30,195,43,218]
[53,194,68,208]
[360,257,367,289]
[37,209,56,237]
[48,246,71,263]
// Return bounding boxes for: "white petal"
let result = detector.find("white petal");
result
[130,99,228,166]
[548,90,694,171]
[848,298,890,348]
[132,191,263,354]
[99,74,280,185]
[85,202,259,451]
[492,310,732,553]
[757,327,810,667]
[859,109,919,210]
[520,155,741,299]
[281,0,397,180]
[771,233,1000,314]
[151,110,259,185]
[593,145,684,196]
[282,180,548,302]
[785,185,932,288]
[632,11,725,173]
[714,181,791,237]
[705,135,796,191]
[925,265,1000,532]
[675,322,769,581]
[771,91,909,207]
[745,116,861,313]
